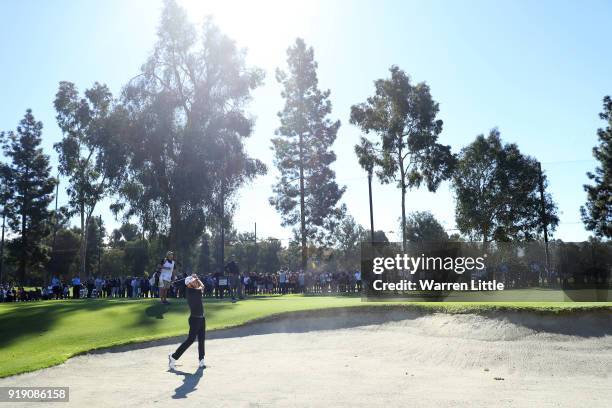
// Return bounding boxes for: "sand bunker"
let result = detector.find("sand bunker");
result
[1,308,610,407]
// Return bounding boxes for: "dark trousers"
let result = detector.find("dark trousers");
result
[73,285,80,299]
[172,316,205,361]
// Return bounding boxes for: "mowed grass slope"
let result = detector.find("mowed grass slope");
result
[1,294,611,378]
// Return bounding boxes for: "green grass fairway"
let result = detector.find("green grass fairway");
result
[1,294,611,378]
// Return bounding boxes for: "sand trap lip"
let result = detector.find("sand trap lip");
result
[88,306,612,355]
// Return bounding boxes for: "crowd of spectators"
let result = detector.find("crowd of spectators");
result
[0,284,45,302]
[234,270,362,296]
[0,275,160,302]
[0,267,362,303]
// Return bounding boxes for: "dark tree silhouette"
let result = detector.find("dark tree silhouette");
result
[453,129,559,243]
[54,81,127,278]
[0,110,56,283]
[270,38,345,269]
[581,96,612,239]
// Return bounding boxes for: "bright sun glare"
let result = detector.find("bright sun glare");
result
[179,0,320,68]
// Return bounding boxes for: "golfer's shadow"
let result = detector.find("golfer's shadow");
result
[145,303,169,319]
[171,366,205,399]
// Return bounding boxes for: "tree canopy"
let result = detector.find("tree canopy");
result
[270,38,345,269]
[452,129,559,243]
[404,211,449,243]
[350,66,455,251]
[54,81,127,277]
[0,110,56,283]
[581,96,612,239]
[114,0,266,258]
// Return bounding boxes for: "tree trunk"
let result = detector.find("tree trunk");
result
[47,178,59,285]
[98,215,102,277]
[399,148,406,253]
[537,162,550,282]
[20,166,30,284]
[19,206,27,284]
[81,206,97,279]
[482,228,491,280]
[0,213,5,284]
[79,202,85,279]
[368,171,374,244]
[401,180,406,252]
[169,201,180,257]
[299,131,307,271]
[220,185,225,272]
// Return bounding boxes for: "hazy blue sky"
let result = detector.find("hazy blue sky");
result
[1,0,610,243]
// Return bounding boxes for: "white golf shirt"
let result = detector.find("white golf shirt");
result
[160,259,175,282]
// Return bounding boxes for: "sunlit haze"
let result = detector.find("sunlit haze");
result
[1,0,611,242]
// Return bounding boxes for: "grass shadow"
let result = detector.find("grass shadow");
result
[145,303,171,319]
[0,299,127,349]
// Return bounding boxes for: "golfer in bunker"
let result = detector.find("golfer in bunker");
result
[168,274,206,369]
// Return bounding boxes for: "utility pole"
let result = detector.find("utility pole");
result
[537,162,550,284]
[368,171,375,244]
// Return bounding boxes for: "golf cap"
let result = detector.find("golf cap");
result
[166,251,174,257]
[185,276,195,286]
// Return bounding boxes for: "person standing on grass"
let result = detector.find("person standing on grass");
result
[159,251,176,304]
[176,272,187,298]
[141,275,150,298]
[225,258,241,302]
[86,277,95,298]
[213,270,222,299]
[110,277,118,298]
[131,277,139,298]
[278,268,286,295]
[51,275,61,299]
[168,274,206,370]
[150,268,160,298]
[71,275,81,299]
[298,270,305,294]
[95,276,103,297]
